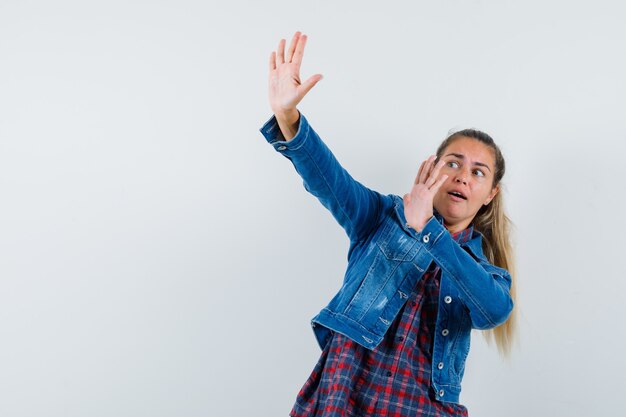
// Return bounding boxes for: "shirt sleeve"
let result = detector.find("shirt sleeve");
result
[417,216,514,329]
[259,112,385,243]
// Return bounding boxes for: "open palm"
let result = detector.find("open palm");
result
[268,32,323,115]
[403,156,448,232]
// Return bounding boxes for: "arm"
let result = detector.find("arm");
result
[263,32,385,242]
[418,217,513,329]
[260,110,384,243]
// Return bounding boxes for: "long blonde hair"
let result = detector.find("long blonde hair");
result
[436,129,517,357]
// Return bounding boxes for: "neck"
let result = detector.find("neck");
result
[444,219,471,234]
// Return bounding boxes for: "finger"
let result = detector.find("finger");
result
[269,51,276,71]
[426,158,446,188]
[292,33,308,69]
[414,160,427,184]
[431,174,449,193]
[286,31,301,63]
[418,155,436,184]
[300,74,323,96]
[426,154,437,175]
[403,193,411,205]
[277,38,286,64]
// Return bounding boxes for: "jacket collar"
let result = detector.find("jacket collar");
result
[433,209,487,261]
[392,196,487,262]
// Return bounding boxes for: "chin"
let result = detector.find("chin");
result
[438,205,464,220]
[437,207,469,228]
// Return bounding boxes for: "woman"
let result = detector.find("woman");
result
[260,31,516,417]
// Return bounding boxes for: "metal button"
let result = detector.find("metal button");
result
[442,329,449,336]
[422,234,430,243]
[438,389,445,397]
[438,362,444,370]
[277,145,287,151]
[444,296,452,304]
[405,222,411,229]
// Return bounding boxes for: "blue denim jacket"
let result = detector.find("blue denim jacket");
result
[260,112,513,404]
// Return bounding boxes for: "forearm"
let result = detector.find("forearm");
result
[259,112,384,243]
[275,108,300,141]
[419,216,513,328]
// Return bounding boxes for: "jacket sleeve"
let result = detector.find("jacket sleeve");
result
[418,216,514,329]
[259,112,383,243]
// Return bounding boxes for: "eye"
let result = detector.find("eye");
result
[447,161,459,168]
[473,169,485,177]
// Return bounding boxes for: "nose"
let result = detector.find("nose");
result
[454,175,467,185]
[453,165,471,185]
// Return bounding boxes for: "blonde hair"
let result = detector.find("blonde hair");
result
[472,191,517,356]
[436,129,517,357]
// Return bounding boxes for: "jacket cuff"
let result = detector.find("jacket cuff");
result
[416,215,447,246]
[259,111,310,152]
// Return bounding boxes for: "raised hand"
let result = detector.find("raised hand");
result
[403,156,449,232]
[268,32,323,123]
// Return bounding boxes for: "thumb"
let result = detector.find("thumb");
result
[300,74,323,96]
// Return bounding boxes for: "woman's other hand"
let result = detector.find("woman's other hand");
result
[403,156,449,232]
[268,32,323,140]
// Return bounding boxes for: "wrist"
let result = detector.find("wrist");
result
[274,108,300,141]
[410,215,433,233]
[274,108,299,125]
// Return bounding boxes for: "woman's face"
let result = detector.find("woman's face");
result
[432,136,500,233]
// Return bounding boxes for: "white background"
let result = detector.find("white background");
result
[1,1,625,416]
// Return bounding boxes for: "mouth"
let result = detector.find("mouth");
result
[447,191,467,201]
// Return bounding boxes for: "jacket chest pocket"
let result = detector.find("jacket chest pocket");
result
[376,218,417,261]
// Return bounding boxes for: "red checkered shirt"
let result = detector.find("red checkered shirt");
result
[290,226,473,417]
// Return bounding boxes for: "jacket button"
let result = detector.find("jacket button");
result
[444,296,452,304]
[277,145,287,151]
[442,329,449,336]
[438,362,444,370]
[438,389,445,397]
[422,234,430,243]
[405,222,411,229]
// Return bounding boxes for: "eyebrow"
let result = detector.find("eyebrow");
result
[444,153,492,172]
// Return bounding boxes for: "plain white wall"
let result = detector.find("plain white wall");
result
[1,1,625,416]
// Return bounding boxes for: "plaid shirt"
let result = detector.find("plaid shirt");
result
[290,226,473,417]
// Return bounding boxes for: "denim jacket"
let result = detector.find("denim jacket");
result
[259,112,513,404]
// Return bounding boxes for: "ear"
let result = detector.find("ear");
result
[484,184,500,206]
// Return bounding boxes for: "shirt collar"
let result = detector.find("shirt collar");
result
[433,209,475,246]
